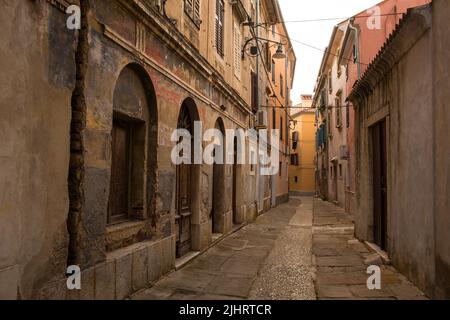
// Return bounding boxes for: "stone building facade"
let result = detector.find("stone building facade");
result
[313,21,349,207]
[313,0,431,213]
[348,3,450,299]
[0,0,295,299]
[289,96,316,196]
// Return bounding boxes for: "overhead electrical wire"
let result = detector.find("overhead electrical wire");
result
[243,9,295,123]
[258,12,410,25]
[265,28,371,66]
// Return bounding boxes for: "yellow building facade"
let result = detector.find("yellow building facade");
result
[289,95,316,195]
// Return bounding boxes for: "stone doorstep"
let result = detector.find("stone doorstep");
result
[175,222,247,271]
[364,241,391,265]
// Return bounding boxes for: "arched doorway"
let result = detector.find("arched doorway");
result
[109,63,157,228]
[175,98,199,258]
[212,118,226,235]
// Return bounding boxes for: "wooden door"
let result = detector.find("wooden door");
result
[175,106,193,258]
[109,120,130,224]
[372,120,388,250]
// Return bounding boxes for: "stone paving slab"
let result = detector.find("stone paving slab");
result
[132,198,315,300]
[312,199,429,300]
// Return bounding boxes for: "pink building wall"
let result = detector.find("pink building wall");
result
[344,0,430,213]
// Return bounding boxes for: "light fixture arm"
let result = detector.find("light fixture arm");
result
[241,36,286,58]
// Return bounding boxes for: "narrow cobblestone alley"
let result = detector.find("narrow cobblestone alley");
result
[132,198,428,300]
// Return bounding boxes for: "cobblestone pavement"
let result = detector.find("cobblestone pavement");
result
[312,199,428,300]
[132,197,315,300]
[131,197,427,300]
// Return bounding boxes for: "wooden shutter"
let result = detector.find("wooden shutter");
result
[215,0,224,56]
[193,0,200,22]
[233,22,241,78]
[185,0,193,12]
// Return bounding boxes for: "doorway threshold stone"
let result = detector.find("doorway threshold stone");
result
[175,251,201,270]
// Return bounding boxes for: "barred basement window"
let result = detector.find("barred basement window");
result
[215,0,225,57]
[185,0,202,28]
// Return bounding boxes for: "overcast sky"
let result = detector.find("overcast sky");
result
[278,0,381,104]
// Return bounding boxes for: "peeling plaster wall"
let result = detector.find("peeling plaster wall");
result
[0,2,75,299]
[0,0,275,299]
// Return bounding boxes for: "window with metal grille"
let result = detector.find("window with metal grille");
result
[184,0,201,28]
[215,0,225,57]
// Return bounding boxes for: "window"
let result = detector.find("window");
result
[335,97,342,128]
[251,71,258,113]
[109,117,146,224]
[272,106,276,129]
[280,116,283,141]
[233,21,242,78]
[290,153,299,166]
[215,0,224,57]
[292,131,299,150]
[271,60,276,83]
[184,0,201,28]
[264,42,271,70]
[295,176,298,183]
[327,109,332,138]
[272,25,276,37]
[280,74,284,97]
[339,164,343,178]
[279,162,282,177]
[328,70,332,93]
[346,102,350,128]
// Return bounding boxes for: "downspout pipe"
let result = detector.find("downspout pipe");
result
[348,19,361,80]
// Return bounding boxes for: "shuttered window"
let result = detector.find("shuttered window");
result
[280,74,284,97]
[290,154,299,166]
[215,0,225,57]
[233,21,241,78]
[185,0,201,28]
[251,71,258,113]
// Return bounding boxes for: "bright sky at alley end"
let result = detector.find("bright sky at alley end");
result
[278,0,381,105]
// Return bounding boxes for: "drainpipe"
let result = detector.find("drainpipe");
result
[349,19,361,80]
[256,0,260,111]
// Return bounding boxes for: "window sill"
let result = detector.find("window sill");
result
[106,220,149,252]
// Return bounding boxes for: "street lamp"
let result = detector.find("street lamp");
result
[272,44,286,60]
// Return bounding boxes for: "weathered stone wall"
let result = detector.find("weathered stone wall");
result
[0,1,76,299]
[0,0,280,300]
[432,0,450,300]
